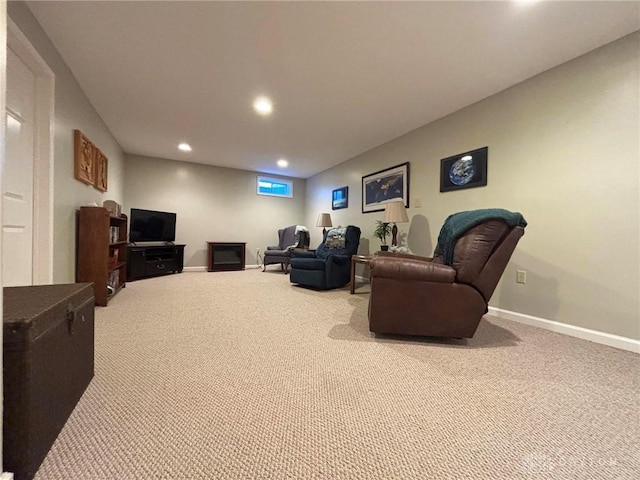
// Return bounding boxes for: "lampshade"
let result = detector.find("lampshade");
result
[384,200,409,224]
[316,213,333,228]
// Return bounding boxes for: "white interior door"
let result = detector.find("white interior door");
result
[3,46,34,287]
[3,19,55,287]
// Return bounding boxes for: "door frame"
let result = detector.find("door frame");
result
[7,17,54,284]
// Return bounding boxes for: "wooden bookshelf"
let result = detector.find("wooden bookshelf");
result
[76,206,128,306]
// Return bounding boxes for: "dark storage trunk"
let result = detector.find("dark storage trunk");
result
[3,283,95,480]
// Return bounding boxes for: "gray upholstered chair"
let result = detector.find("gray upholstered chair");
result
[263,225,310,273]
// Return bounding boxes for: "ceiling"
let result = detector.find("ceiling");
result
[26,1,639,179]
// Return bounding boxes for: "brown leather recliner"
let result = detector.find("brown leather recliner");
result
[368,218,525,338]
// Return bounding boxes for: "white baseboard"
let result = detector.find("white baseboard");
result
[488,307,640,353]
[182,266,206,272]
[182,265,262,272]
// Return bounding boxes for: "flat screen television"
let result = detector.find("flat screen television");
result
[129,208,177,243]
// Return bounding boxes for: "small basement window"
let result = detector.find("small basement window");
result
[257,176,293,198]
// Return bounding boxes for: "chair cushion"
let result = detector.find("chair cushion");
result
[436,209,527,265]
[324,227,347,249]
[264,249,289,258]
[278,226,298,250]
[316,226,360,259]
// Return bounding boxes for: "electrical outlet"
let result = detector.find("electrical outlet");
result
[415,197,422,208]
[516,270,527,284]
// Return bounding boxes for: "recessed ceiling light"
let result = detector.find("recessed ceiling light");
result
[178,143,192,152]
[277,158,288,168]
[253,96,273,116]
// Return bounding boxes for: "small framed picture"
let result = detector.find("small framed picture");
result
[440,147,488,192]
[332,186,348,210]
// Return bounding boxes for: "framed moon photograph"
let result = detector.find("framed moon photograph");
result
[440,147,488,192]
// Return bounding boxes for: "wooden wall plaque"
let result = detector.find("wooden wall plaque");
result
[74,129,108,192]
[94,149,108,192]
[74,129,95,186]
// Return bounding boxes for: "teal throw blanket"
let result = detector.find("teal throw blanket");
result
[436,208,527,265]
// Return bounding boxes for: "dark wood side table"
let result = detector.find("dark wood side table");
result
[350,254,372,294]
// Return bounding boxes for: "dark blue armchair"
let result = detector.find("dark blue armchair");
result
[289,225,361,290]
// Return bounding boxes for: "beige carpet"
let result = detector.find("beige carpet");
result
[34,269,639,479]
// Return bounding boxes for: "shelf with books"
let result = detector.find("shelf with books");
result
[76,206,128,306]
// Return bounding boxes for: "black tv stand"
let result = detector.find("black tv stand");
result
[127,244,186,281]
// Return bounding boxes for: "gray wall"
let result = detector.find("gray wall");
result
[305,32,640,340]
[8,2,126,283]
[123,155,306,267]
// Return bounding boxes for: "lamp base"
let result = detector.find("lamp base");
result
[391,223,398,246]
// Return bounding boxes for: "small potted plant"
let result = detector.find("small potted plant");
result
[373,221,391,251]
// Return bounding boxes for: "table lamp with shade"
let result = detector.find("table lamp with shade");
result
[316,213,333,236]
[384,200,409,246]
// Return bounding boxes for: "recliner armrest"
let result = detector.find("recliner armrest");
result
[291,250,316,259]
[266,245,280,250]
[327,254,350,265]
[370,256,455,283]
[374,251,433,262]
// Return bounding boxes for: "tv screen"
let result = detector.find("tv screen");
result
[129,208,177,243]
